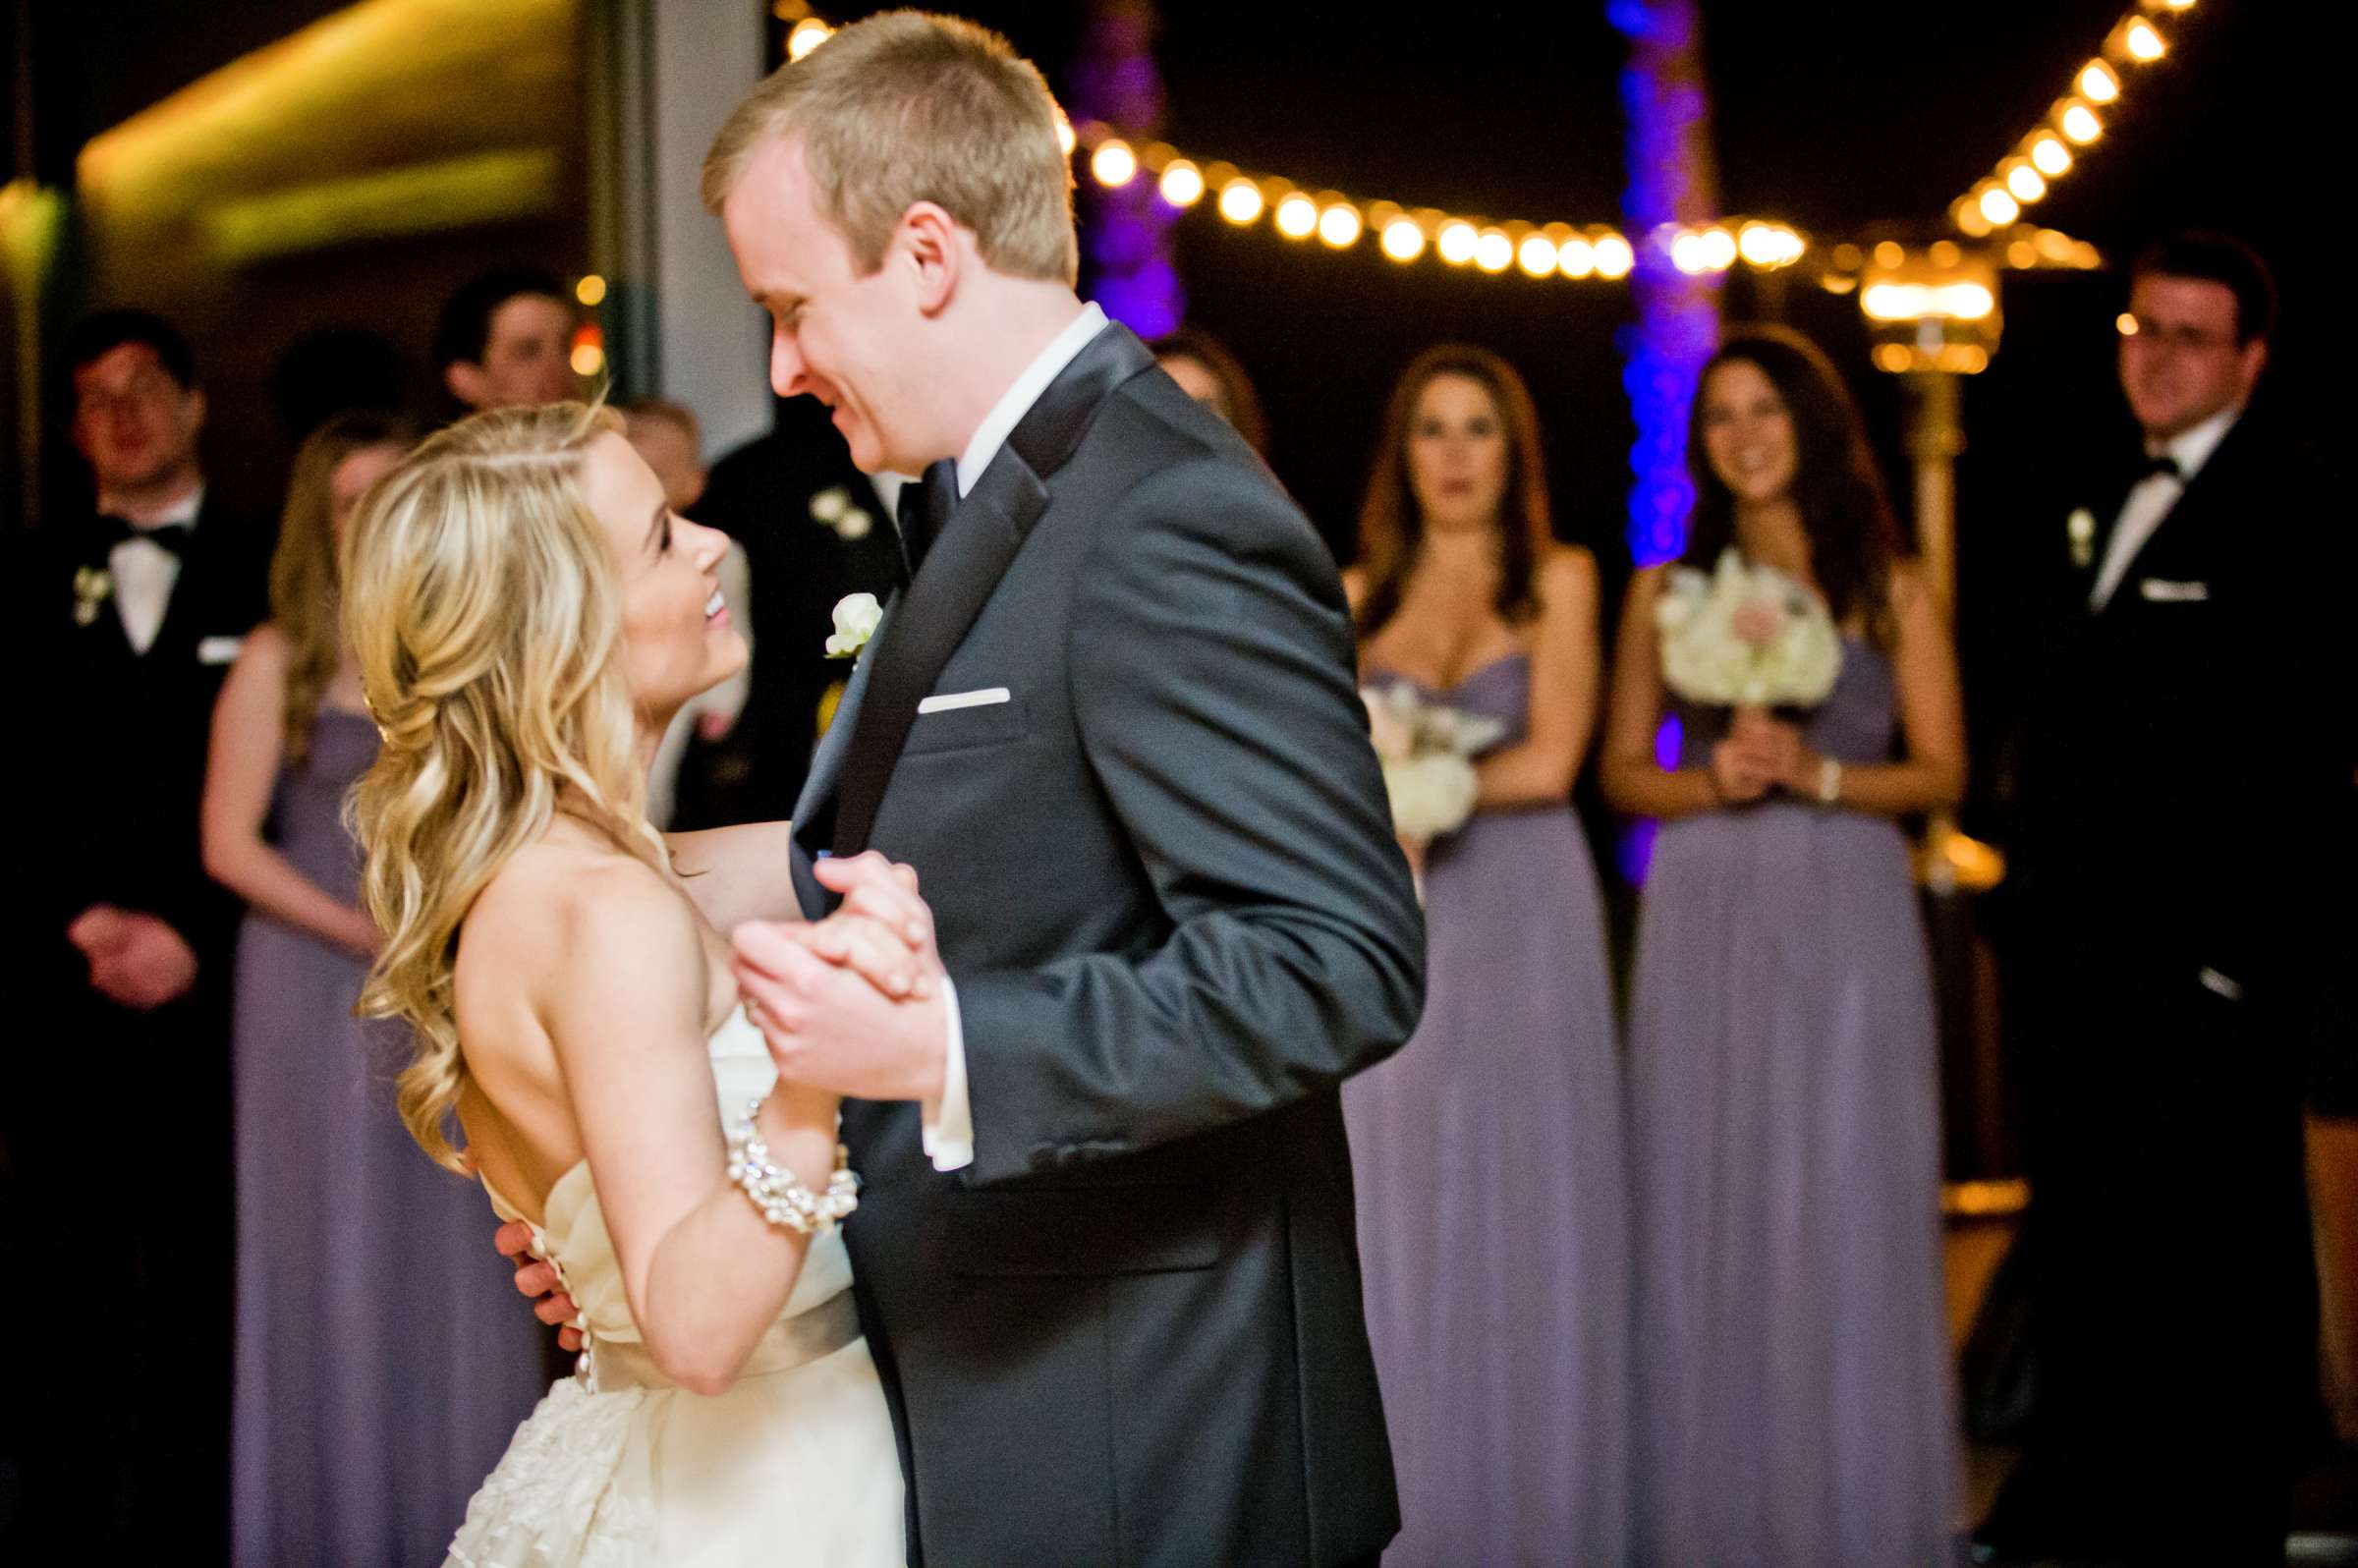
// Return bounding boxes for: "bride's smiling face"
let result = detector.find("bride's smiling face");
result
[580,431,747,725]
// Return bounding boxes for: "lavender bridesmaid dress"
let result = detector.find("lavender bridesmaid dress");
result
[1627,638,1955,1566]
[1345,653,1631,1566]
[230,709,544,1566]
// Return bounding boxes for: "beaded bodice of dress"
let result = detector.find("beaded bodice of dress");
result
[478,1005,856,1358]
[1666,636,1897,770]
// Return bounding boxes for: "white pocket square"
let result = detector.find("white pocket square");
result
[2138,578,2209,602]
[917,687,1010,715]
[196,635,246,664]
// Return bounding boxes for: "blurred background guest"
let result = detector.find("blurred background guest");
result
[1151,325,1268,456]
[626,398,754,827]
[1986,232,2347,1564]
[1341,345,1628,1565]
[15,308,275,1560]
[684,396,902,825]
[203,412,545,1565]
[1601,325,1962,1566]
[433,268,580,417]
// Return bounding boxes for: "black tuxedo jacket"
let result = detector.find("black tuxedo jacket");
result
[688,404,904,826]
[2011,414,2347,1000]
[792,324,1425,1566]
[26,498,274,980]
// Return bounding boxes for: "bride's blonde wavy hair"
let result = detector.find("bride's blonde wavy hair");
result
[343,401,659,1171]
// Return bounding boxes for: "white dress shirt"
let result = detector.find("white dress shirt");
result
[2089,405,2240,612]
[103,485,204,654]
[919,302,1111,1172]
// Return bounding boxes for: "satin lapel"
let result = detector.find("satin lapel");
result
[830,457,1048,859]
[829,324,1157,859]
[793,593,895,828]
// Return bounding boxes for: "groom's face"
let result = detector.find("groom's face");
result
[723,136,928,475]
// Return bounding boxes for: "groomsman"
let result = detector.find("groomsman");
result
[14,310,273,1560]
[1989,233,2349,1563]
[433,267,582,415]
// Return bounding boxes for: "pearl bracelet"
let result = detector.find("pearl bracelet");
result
[724,1097,861,1235]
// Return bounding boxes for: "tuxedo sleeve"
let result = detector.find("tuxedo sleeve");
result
[950,458,1426,1186]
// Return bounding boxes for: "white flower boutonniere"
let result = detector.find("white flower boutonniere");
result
[810,485,873,541]
[73,566,113,627]
[2066,507,2097,569]
[825,592,882,659]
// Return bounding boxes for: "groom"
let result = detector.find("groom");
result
[710,13,1423,1566]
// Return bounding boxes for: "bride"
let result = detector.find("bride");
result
[341,402,910,1565]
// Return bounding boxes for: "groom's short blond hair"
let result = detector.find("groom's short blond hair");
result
[702,11,1078,287]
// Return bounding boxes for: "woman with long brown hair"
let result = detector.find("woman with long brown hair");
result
[1599,325,1963,1564]
[1341,344,1629,1565]
[203,411,546,1564]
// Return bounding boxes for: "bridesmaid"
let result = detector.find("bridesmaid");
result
[204,412,544,1565]
[1600,326,1962,1566]
[1343,345,1630,1565]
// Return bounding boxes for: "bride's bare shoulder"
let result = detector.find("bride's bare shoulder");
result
[456,827,692,1041]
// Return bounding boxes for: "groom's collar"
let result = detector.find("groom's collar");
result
[952,302,1108,500]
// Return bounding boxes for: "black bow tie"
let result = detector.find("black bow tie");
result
[2134,452,2182,483]
[93,515,194,555]
[894,460,958,578]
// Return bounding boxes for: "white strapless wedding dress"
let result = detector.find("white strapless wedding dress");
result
[445,1006,905,1567]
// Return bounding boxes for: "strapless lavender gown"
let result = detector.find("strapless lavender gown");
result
[230,710,545,1566]
[1627,639,1955,1566]
[1345,653,1631,1566]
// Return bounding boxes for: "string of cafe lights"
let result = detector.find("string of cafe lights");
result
[1949,0,2198,239]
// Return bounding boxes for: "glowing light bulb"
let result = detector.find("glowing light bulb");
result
[2116,312,2139,336]
[570,342,605,376]
[2078,61,2120,103]
[787,19,833,61]
[1274,194,1318,240]
[1670,231,1708,274]
[1318,202,1362,249]
[1436,220,1479,265]
[1157,160,1204,207]
[1217,179,1263,224]
[1699,227,1737,270]
[1980,186,2021,227]
[1930,240,1961,267]
[2006,164,2047,202]
[1055,116,1077,156]
[1556,236,1596,277]
[1954,197,1994,239]
[1738,222,1778,266]
[1517,234,1558,276]
[1090,140,1137,188]
[574,274,607,307]
[2125,21,2165,61]
[2061,103,2104,143]
[1473,229,1513,273]
[1592,234,1634,278]
[2031,137,2072,177]
[2007,239,2039,269]
[1381,218,1426,262]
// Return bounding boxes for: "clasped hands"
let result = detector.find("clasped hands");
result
[1708,706,1825,804]
[499,851,945,1350]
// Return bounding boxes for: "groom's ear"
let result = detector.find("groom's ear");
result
[898,201,964,317]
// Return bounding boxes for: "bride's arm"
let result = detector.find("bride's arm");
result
[663,821,806,929]
[547,861,841,1395]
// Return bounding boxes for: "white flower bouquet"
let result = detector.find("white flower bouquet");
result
[1361,682,1507,843]
[1654,547,1842,709]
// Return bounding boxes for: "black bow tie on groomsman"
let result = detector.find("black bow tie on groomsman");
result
[92,515,194,555]
[894,459,958,579]
[2133,452,2182,484]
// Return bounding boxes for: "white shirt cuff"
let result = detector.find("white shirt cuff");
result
[920,976,975,1171]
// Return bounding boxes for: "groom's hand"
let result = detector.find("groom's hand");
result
[733,856,950,1103]
[494,1220,584,1353]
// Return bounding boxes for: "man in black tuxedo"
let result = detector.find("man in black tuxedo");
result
[12,310,271,1558]
[709,15,1424,1565]
[1987,234,2348,1562]
[675,395,904,826]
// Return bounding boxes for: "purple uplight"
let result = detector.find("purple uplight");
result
[1071,0,1184,339]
